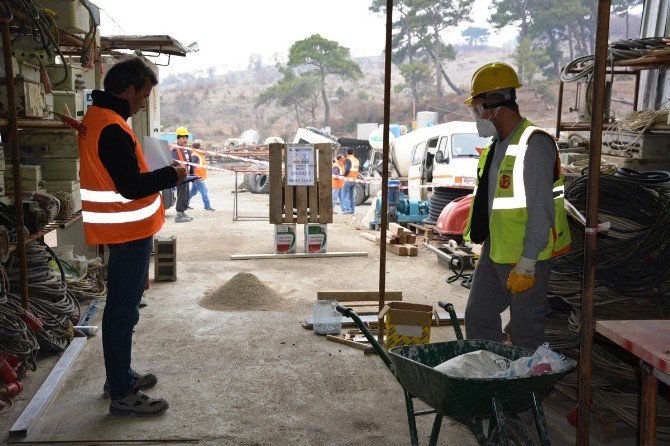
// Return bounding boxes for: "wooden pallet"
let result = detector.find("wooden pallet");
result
[268,143,333,224]
[407,222,436,240]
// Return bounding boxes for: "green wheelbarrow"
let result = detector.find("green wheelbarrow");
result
[335,301,577,446]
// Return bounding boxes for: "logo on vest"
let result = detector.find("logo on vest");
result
[499,174,511,189]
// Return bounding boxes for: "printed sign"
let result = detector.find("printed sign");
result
[286,145,315,186]
[499,174,511,189]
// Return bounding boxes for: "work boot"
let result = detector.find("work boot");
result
[103,371,158,397]
[205,207,215,211]
[109,390,168,417]
[175,212,193,223]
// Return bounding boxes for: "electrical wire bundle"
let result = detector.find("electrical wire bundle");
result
[6,243,79,352]
[0,265,38,374]
[546,173,670,439]
[560,37,670,83]
[604,109,670,157]
[65,267,107,303]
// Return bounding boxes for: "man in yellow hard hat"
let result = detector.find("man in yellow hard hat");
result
[462,62,571,350]
[170,126,194,223]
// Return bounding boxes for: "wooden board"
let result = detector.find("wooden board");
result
[317,291,403,302]
[596,320,670,375]
[296,186,308,224]
[302,310,464,329]
[316,144,333,223]
[268,143,283,224]
[326,334,374,353]
[284,184,294,223]
[308,182,319,223]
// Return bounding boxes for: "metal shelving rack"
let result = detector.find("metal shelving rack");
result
[0,15,82,311]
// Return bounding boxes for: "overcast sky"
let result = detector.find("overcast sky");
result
[92,0,518,78]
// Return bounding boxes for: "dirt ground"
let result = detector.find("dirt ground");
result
[0,169,639,445]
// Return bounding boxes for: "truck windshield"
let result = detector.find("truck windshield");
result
[451,133,490,158]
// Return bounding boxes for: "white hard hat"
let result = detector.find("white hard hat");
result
[193,139,203,144]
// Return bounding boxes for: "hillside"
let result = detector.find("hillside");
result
[159,44,637,146]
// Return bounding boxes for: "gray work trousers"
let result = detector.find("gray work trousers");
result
[175,182,190,213]
[464,241,553,350]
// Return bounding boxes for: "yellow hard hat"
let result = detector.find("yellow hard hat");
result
[464,62,522,105]
[176,126,189,137]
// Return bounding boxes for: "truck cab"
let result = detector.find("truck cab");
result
[406,122,490,201]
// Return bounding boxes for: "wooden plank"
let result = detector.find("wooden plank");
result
[303,310,464,329]
[284,184,294,223]
[326,335,375,353]
[404,244,418,257]
[10,337,87,438]
[296,186,308,224]
[316,143,333,223]
[308,182,319,223]
[268,143,283,224]
[317,291,402,302]
[595,320,670,375]
[231,251,368,260]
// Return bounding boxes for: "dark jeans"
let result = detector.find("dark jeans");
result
[175,182,190,212]
[102,235,153,400]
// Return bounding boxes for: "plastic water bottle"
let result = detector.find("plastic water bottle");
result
[312,300,341,335]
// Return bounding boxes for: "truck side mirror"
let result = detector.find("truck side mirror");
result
[435,151,446,163]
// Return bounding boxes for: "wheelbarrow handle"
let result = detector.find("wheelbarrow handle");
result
[437,301,464,341]
[335,304,392,368]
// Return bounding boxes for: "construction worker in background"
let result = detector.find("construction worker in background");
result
[79,57,185,416]
[331,154,345,212]
[462,62,571,350]
[189,139,214,211]
[171,126,194,222]
[341,148,359,214]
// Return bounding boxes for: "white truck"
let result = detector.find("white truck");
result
[367,121,490,201]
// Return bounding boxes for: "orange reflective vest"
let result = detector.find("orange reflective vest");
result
[78,106,165,244]
[192,149,207,179]
[346,154,359,179]
[332,161,344,189]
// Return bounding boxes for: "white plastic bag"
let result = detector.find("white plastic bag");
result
[433,350,510,378]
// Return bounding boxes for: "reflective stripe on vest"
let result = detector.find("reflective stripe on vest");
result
[82,195,162,224]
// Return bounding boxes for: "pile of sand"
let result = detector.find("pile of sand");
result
[199,272,294,312]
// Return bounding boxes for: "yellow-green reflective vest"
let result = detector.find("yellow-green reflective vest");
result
[464,119,571,263]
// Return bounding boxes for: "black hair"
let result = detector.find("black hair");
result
[346,148,354,155]
[104,57,158,95]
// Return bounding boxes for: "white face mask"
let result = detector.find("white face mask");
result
[473,105,500,139]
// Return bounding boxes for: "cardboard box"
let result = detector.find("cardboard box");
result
[274,224,296,254]
[380,302,433,349]
[304,223,327,253]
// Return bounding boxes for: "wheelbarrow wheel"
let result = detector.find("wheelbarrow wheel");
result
[490,417,535,446]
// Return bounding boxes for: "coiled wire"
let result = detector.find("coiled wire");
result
[548,173,670,439]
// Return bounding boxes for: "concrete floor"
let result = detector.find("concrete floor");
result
[0,169,644,445]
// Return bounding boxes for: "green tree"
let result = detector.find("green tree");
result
[513,36,550,95]
[461,26,490,46]
[255,66,321,127]
[612,0,642,38]
[412,0,473,117]
[287,34,362,128]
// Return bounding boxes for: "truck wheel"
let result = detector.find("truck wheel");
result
[248,174,262,194]
[256,174,270,194]
[354,183,367,205]
[242,173,255,190]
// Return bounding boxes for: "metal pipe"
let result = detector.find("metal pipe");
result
[377,0,393,344]
[577,1,611,444]
[1,20,30,311]
[556,76,565,139]
[0,119,68,129]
